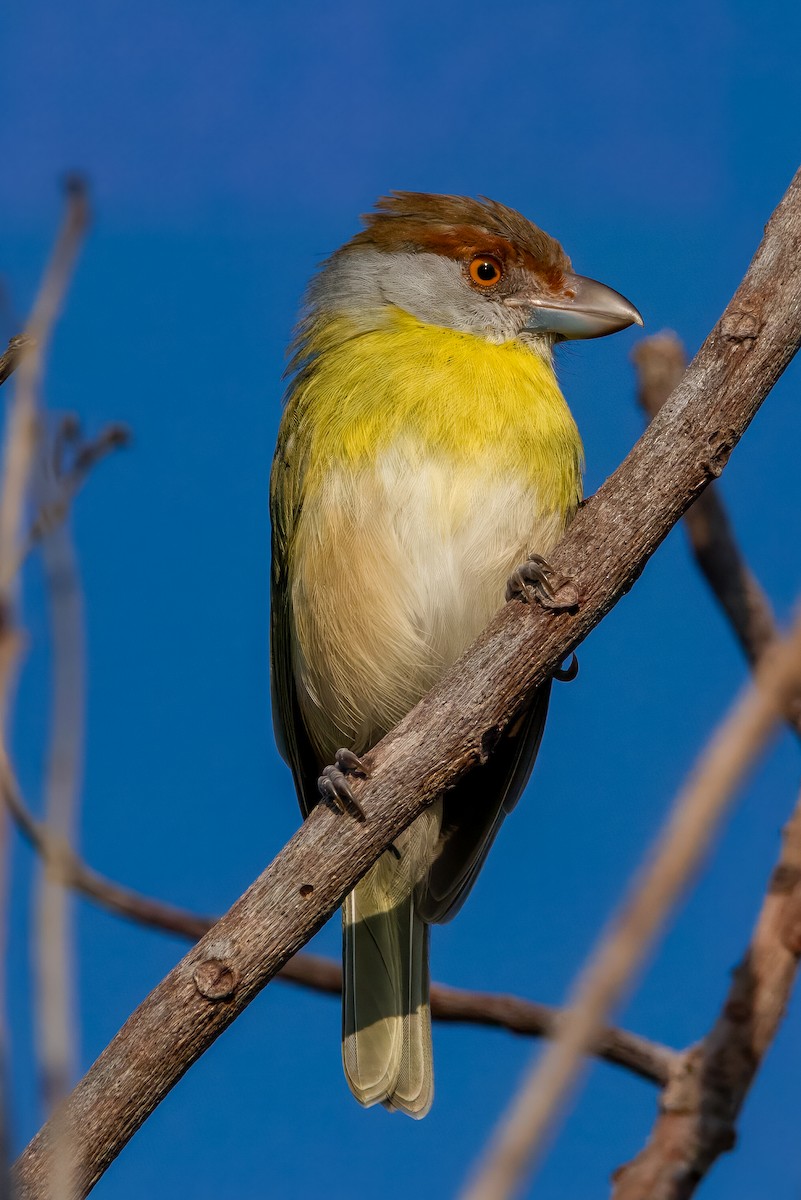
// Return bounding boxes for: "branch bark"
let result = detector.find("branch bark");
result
[13,167,801,1199]
[611,789,801,1199]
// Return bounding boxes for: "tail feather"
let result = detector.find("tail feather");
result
[342,831,435,1118]
[386,913,432,1117]
[342,881,404,1107]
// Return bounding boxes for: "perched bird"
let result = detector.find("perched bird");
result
[270,193,641,1118]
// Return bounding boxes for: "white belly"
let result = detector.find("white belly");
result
[290,446,566,758]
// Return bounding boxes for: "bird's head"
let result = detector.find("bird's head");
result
[303,192,642,356]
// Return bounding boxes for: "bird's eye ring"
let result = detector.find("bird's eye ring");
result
[468,255,503,287]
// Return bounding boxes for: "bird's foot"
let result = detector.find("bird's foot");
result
[505,554,579,612]
[318,748,369,821]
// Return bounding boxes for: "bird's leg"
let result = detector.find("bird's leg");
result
[505,553,579,611]
[318,748,369,821]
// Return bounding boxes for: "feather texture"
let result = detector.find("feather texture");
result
[273,306,581,757]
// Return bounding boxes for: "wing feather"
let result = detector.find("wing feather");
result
[270,416,321,816]
[416,682,552,924]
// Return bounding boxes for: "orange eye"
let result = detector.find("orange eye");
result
[468,255,503,287]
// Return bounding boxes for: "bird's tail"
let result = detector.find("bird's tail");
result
[342,838,434,1118]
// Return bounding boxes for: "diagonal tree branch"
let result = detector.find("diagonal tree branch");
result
[12,166,801,1199]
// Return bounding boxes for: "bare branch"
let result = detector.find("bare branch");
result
[420,984,672,1087]
[29,418,131,548]
[11,358,123,1200]
[31,419,123,1162]
[461,607,801,1200]
[0,178,91,1200]
[0,760,674,1086]
[611,787,801,1199]
[35,517,85,1200]
[633,333,795,706]
[0,175,90,597]
[12,168,801,1200]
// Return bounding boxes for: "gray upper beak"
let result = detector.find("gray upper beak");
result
[523,272,643,340]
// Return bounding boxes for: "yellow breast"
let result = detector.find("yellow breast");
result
[274,309,583,757]
[286,308,583,507]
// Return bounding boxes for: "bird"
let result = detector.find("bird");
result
[270,192,641,1119]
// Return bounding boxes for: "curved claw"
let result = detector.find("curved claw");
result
[553,652,579,683]
[335,747,369,778]
[506,554,579,612]
[317,748,368,821]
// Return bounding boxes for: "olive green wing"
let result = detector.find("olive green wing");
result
[269,414,321,818]
[416,681,552,924]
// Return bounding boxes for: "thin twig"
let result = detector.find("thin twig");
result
[633,333,797,727]
[0,759,673,1086]
[611,787,801,1198]
[0,174,90,596]
[12,165,801,1200]
[0,177,91,1200]
[33,420,118,1137]
[35,514,85,1200]
[29,418,130,549]
[460,611,801,1200]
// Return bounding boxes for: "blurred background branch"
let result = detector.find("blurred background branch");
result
[612,782,801,1197]
[0,177,91,1200]
[633,332,801,731]
[0,333,31,1200]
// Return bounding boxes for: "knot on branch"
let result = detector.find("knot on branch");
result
[702,428,736,478]
[192,957,239,1001]
[720,310,761,343]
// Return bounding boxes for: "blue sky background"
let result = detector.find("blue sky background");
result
[2,2,801,1196]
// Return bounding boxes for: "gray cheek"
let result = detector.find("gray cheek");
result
[311,248,524,343]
